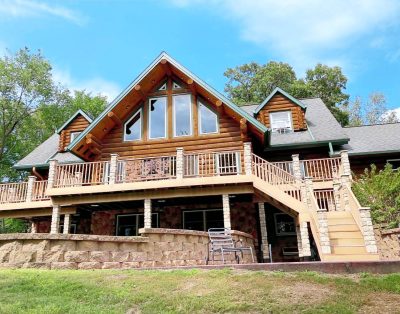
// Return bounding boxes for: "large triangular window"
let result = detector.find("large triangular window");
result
[124,109,142,141]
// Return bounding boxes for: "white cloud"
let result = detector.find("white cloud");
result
[0,0,86,25]
[168,0,400,71]
[53,68,121,102]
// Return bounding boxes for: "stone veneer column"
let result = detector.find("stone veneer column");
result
[50,205,61,234]
[317,209,331,254]
[340,174,351,211]
[332,178,342,211]
[47,159,58,189]
[296,225,303,258]
[144,199,152,229]
[243,142,252,175]
[109,153,119,184]
[360,207,378,253]
[299,177,314,259]
[63,214,71,235]
[176,147,184,179]
[222,194,231,229]
[300,221,312,258]
[30,221,37,234]
[340,150,351,178]
[26,176,36,202]
[291,154,302,181]
[258,202,270,260]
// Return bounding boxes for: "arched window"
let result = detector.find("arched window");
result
[124,109,142,141]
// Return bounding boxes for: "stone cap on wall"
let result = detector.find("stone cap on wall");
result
[139,228,254,240]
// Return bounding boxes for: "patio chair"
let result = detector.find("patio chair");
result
[206,228,255,264]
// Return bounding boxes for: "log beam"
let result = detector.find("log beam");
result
[108,111,122,127]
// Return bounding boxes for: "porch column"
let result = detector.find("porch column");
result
[299,221,311,259]
[30,221,37,234]
[291,154,302,181]
[26,176,36,202]
[296,225,303,258]
[144,199,152,229]
[258,202,270,261]
[340,174,351,211]
[317,208,331,254]
[332,178,342,211]
[47,159,58,189]
[340,150,351,178]
[222,194,231,229]
[109,153,119,184]
[176,147,184,179]
[50,205,61,234]
[359,207,378,253]
[243,142,252,175]
[63,214,71,235]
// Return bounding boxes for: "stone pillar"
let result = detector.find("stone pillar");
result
[300,221,312,258]
[30,221,37,234]
[144,199,152,229]
[258,202,270,260]
[243,142,252,175]
[303,177,314,210]
[291,154,302,181]
[296,225,303,258]
[332,178,342,211]
[340,150,351,178]
[176,147,184,179]
[340,174,351,211]
[317,209,331,254]
[47,159,58,189]
[222,194,231,229]
[50,205,61,234]
[26,176,36,202]
[63,214,71,235]
[360,207,378,253]
[109,154,119,184]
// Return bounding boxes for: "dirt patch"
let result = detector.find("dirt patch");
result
[358,292,400,314]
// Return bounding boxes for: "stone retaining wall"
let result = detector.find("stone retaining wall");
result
[374,227,400,260]
[0,229,255,269]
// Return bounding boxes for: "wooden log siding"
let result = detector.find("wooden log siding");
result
[59,114,91,151]
[99,103,245,160]
[256,94,307,131]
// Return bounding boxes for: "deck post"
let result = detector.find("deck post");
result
[176,147,184,179]
[340,174,351,211]
[26,176,36,202]
[30,221,37,234]
[144,199,152,228]
[332,178,342,211]
[291,154,302,181]
[243,142,252,175]
[359,207,378,253]
[258,202,270,261]
[47,159,58,189]
[109,153,119,184]
[63,214,71,234]
[222,194,231,229]
[50,205,61,234]
[340,150,351,178]
[299,221,312,259]
[317,208,332,254]
[296,225,303,258]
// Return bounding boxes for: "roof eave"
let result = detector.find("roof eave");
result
[264,138,349,152]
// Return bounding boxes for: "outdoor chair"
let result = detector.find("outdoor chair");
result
[206,228,255,264]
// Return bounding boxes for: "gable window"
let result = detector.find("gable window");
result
[173,94,192,137]
[124,109,142,141]
[70,132,81,143]
[183,209,223,231]
[149,97,167,139]
[270,111,293,133]
[198,101,218,134]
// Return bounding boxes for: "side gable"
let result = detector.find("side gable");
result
[58,110,92,152]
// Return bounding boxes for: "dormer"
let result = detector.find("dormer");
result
[254,87,307,133]
[57,110,93,152]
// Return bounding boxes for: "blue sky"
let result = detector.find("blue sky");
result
[1,0,400,115]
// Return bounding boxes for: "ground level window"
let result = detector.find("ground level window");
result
[116,213,158,236]
[59,223,77,234]
[182,209,224,231]
[274,213,296,236]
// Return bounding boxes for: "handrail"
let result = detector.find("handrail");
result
[32,180,50,201]
[0,182,28,204]
[314,189,336,211]
[54,161,110,187]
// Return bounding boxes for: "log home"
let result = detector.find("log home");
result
[1,52,400,269]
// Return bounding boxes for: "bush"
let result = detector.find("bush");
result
[0,219,28,233]
[353,164,400,229]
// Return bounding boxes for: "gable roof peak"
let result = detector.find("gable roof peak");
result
[56,109,93,134]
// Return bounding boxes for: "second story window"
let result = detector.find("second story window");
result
[198,101,218,134]
[173,94,192,137]
[70,131,81,143]
[124,109,142,141]
[149,97,167,139]
[270,111,293,133]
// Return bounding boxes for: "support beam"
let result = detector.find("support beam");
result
[216,100,223,107]
[107,111,122,127]
[144,199,152,228]
[258,202,270,261]
[63,214,71,235]
[86,134,102,147]
[222,194,231,229]
[160,58,172,76]
[50,205,61,234]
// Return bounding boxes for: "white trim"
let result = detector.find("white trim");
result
[182,209,223,231]
[269,110,293,133]
[148,97,167,139]
[70,132,82,143]
[173,94,192,137]
[116,212,159,236]
[123,108,142,142]
[198,100,219,135]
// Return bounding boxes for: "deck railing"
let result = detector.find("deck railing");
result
[0,182,28,204]
[32,180,50,201]
[314,189,336,211]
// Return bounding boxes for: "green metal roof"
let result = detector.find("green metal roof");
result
[254,87,307,115]
[57,109,93,134]
[68,52,268,151]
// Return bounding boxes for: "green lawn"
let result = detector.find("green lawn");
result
[0,269,400,313]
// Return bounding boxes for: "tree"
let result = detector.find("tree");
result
[353,164,400,229]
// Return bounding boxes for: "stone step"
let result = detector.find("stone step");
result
[330,245,366,255]
[323,253,380,262]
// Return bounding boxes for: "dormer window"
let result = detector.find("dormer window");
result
[70,132,81,143]
[270,111,293,133]
[124,109,142,141]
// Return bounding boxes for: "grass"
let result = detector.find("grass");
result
[0,269,399,313]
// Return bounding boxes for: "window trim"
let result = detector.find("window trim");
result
[198,100,219,135]
[70,131,82,143]
[115,213,159,236]
[123,108,143,142]
[269,110,293,133]
[182,208,223,231]
[148,96,168,139]
[173,94,193,137]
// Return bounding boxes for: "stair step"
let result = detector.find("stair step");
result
[327,218,355,224]
[323,254,380,262]
[330,238,365,246]
[330,246,366,254]
[329,231,364,239]
[326,211,353,218]
[328,224,359,232]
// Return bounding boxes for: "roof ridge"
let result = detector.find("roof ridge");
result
[344,122,400,128]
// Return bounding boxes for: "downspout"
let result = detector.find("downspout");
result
[32,167,45,180]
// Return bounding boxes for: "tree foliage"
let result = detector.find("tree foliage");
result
[0,218,28,233]
[353,164,400,228]
[224,61,349,125]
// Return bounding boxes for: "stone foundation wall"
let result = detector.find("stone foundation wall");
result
[374,227,400,260]
[0,229,255,269]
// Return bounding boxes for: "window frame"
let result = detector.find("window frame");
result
[182,208,224,231]
[70,131,82,143]
[173,94,193,137]
[387,159,400,171]
[274,213,296,236]
[115,213,159,236]
[198,100,219,135]
[269,110,293,133]
[123,108,143,142]
[148,96,168,140]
